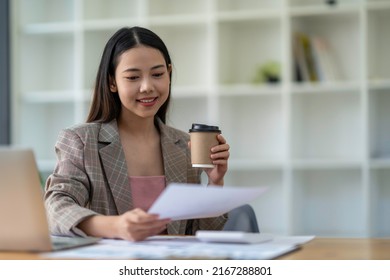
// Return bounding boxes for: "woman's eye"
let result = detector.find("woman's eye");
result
[153,72,164,78]
[126,76,139,81]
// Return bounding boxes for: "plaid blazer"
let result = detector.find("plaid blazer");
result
[44,118,227,237]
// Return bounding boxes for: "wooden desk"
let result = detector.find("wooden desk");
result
[0,252,41,260]
[1,238,390,260]
[279,238,390,260]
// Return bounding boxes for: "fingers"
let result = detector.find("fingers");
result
[126,208,159,223]
[126,209,170,229]
[189,133,230,168]
[211,152,230,165]
[210,134,230,163]
[211,134,229,152]
[216,134,227,144]
[118,208,171,241]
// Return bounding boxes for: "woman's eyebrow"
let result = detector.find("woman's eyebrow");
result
[122,64,165,73]
[151,64,165,70]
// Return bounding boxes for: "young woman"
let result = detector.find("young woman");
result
[44,26,230,241]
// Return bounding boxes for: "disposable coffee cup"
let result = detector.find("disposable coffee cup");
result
[189,123,221,168]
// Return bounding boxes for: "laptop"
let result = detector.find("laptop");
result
[0,147,100,252]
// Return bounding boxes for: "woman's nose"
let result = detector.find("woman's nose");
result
[140,77,154,93]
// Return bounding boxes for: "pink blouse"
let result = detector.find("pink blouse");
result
[129,176,166,211]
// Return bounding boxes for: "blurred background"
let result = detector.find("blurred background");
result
[1,0,390,238]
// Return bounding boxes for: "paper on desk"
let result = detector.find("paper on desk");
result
[148,183,267,220]
[43,235,312,260]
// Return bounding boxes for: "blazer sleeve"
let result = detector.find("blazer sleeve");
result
[44,128,99,237]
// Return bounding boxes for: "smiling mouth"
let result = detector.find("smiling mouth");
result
[137,97,158,104]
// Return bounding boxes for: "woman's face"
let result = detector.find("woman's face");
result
[111,45,171,121]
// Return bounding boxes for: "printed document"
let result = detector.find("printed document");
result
[148,183,267,220]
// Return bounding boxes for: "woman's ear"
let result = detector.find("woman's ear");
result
[109,76,117,92]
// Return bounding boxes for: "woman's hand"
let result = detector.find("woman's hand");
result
[78,208,170,241]
[114,208,170,241]
[204,134,230,186]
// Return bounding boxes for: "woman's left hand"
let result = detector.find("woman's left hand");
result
[205,134,230,186]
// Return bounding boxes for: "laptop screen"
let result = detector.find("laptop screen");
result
[0,147,52,251]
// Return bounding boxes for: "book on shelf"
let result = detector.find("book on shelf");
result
[310,35,342,82]
[292,32,310,82]
[292,32,342,83]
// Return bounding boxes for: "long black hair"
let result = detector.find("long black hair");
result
[86,26,172,124]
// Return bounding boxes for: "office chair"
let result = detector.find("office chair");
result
[223,204,260,233]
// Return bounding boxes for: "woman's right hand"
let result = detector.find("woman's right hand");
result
[114,208,170,241]
[78,208,170,241]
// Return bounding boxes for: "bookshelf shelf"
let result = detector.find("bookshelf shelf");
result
[228,159,284,171]
[289,5,360,17]
[370,159,390,168]
[11,0,390,238]
[291,81,361,94]
[291,159,362,170]
[218,84,282,96]
[367,1,390,10]
[21,90,78,103]
[216,0,283,12]
[369,79,390,90]
[22,22,76,34]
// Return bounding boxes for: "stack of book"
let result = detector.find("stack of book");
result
[292,32,342,83]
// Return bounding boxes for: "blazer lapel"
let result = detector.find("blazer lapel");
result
[98,120,133,215]
[158,120,188,234]
[158,121,187,184]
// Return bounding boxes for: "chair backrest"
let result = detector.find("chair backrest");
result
[223,204,260,233]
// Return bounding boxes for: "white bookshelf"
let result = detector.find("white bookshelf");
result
[11,0,390,237]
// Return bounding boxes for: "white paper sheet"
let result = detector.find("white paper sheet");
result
[42,235,315,260]
[147,183,267,220]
